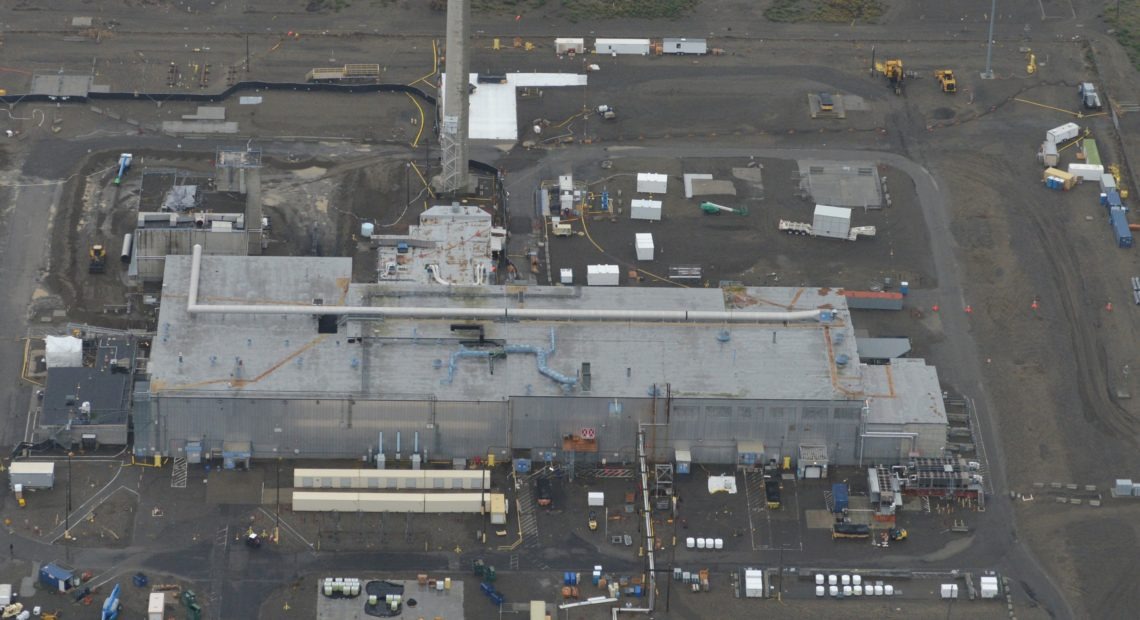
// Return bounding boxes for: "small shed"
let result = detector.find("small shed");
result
[9,462,55,489]
[39,563,78,592]
[674,449,692,474]
[554,38,585,54]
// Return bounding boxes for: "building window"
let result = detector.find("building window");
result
[673,406,698,418]
[804,407,827,420]
[834,408,861,421]
[770,407,786,419]
[706,406,732,418]
[738,407,754,418]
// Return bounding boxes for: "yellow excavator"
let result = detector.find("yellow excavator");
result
[871,47,905,95]
[934,70,957,94]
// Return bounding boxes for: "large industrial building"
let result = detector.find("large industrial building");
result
[132,235,948,467]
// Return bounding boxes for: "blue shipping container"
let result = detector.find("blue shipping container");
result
[832,483,849,513]
[1110,207,1134,248]
[39,563,76,592]
[1107,189,1123,209]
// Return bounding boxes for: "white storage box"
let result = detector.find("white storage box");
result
[636,172,668,194]
[635,233,654,261]
[554,38,585,54]
[587,491,605,506]
[812,205,852,239]
[559,268,573,285]
[586,264,620,286]
[940,584,959,599]
[630,199,662,221]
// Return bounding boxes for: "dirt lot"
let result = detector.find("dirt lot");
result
[2,0,1140,617]
[543,155,930,289]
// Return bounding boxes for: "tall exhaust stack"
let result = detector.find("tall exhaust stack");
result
[440,0,471,194]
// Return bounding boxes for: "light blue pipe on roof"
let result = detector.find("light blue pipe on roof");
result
[440,327,578,389]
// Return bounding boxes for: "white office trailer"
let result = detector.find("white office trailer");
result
[662,38,708,55]
[9,462,55,489]
[554,38,585,54]
[595,38,651,55]
[587,264,620,286]
[636,173,668,194]
[635,233,655,261]
[811,205,852,240]
[1067,163,1104,181]
[1046,122,1080,144]
[630,199,663,221]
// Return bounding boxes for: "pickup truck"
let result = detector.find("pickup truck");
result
[764,478,781,510]
[536,478,552,507]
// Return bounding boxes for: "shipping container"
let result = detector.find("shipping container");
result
[1046,122,1080,144]
[490,493,508,524]
[635,233,654,261]
[1042,167,1076,190]
[292,491,360,512]
[39,563,77,592]
[662,38,708,55]
[1068,162,1104,181]
[832,483,849,513]
[595,38,652,55]
[811,205,852,239]
[630,199,663,221]
[1105,189,1123,209]
[423,493,485,513]
[1101,174,1118,193]
[554,38,585,54]
[1082,138,1102,167]
[636,173,668,194]
[1038,140,1058,167]
[9,462,55,489]
[1110,206,1133,248]
[587,264,620,286]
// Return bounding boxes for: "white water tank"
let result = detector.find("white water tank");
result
[686,537,695,548]
[361,222,375,237]
[696,538,706,549]
[815,585,825,597]
[714,538,723,550]
[815,574,824,585]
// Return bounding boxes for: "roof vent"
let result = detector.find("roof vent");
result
[835,354,850,367]
[717,330,731,343]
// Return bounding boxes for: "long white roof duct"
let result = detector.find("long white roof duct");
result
[185,245,828,323]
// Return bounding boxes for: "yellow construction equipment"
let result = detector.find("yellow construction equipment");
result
[874,59,905,95]
[934,70,957,93]
[88,245,107,274]
[1026,50,1037,75]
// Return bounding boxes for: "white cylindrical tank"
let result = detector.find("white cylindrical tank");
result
[121,233,133,263]
[714,538,724,549]
[686,537,695,548]
[696,538,706,549]
[816,585,825,597]
[843,586,852,597]
[885,585,894,596]
[361,222,375,237]
[829,585,838,597]
[815,574,824,585]
[852,584,862,596]
[828,575,837,586]
[841,575,850,586]
[852,575,862,586]
[874,585,884,596]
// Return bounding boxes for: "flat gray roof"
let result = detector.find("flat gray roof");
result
[149,256,872,402]
[863,358,946,425]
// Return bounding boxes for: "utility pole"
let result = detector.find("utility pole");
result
[65,452,73,540]
[275,458,281,543]
[981,0,997,79]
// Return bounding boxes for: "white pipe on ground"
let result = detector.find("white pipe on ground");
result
[186,245,827,323]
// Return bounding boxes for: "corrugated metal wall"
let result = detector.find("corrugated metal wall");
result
[141,394,874,464]
[135,229,251,282]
